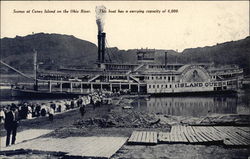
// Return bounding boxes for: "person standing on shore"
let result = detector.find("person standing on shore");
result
[40,103,47,117]
[79,105,85,117]
[48,106,54,122]
[27,105,32,119]
[35,104,41,117]
[70,99,75,109]
[79,96,87,117]
[4,105,19,147]
[77,97,83,107]
[0,108,5,123]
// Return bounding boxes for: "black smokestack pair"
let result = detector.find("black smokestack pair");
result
[97,31,106,63]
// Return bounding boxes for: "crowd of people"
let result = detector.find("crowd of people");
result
[0,90,118,123]
[0,90,121,147]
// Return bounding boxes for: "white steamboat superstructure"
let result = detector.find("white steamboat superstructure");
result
[10,30,244,97]
[144,64,243,94]
[35,48,243,95]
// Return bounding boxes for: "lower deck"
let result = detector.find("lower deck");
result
[12,79,241,98]
[147,80,240,94]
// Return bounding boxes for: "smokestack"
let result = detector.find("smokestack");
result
[98,31,102,62]
[95,5,106,64]
[101,32,106,63]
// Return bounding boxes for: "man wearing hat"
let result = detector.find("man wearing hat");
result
[4,105,19,147]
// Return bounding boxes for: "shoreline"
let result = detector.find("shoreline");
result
[1,99,249,137]
[0,100,249,158]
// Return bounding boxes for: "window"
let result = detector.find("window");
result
[170,84,172,88]
[149,85,151,88]
[153,85,155,88]
[157,85,159,88]
[164,76,166,80]
[166,85,168,88]
[168,76,171,82]
[172,76,175,81]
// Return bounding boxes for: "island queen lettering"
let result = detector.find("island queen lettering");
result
[177,82,224,88]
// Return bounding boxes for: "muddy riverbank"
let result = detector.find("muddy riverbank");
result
[1,96,249,138]
[0,96,250,159]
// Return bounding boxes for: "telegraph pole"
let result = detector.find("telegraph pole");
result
[34,49,38,91]
[165,51,168,70]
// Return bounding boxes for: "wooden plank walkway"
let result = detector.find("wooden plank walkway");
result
[213,126,250,146]
[158,125,223,144]
[1,129,53,149]
[158,125,189,143]
[128,126,249,146]
[2,137,128,158]
[236,127,250,133]
[128,131,158,145]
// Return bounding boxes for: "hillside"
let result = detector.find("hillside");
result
[180,37,250,75]
[109,37,250,75]
[1,33,97,72]
[1,33,250,75]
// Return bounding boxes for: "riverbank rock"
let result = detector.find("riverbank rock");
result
[74,109,171,130]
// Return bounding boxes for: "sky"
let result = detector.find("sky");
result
[1,1,249,52]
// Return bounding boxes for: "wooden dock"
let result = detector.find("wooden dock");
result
[128,131,158,145]
[213,126,250,146]
[158,126,224,144]
[2,137,128,158]
[1,129,53,148]
[128,126,250,146]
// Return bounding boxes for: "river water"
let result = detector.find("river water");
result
[0,88,66,105]
[131,89,250,117]
[1,87,250,117]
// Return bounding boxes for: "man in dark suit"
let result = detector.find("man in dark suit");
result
[4,105,19,147]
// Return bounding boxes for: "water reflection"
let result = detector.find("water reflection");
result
[132,95,250,117]
[1,87,250,117]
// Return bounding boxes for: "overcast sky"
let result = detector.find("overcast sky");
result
[1,1,249,52]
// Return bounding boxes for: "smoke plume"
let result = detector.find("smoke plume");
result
[95,5,106,32]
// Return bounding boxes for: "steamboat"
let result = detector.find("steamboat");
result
[8,30,243,97]
[1,10,243,97]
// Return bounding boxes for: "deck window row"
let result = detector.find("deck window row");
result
[145,75,176,82]
[148,84,172,89]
